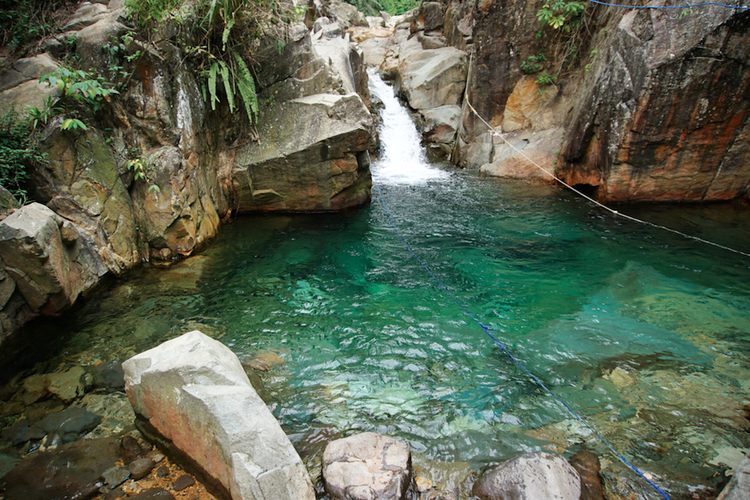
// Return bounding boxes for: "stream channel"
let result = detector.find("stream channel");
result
[6,73,750,499]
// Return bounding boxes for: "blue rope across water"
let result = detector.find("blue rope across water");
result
[371,171,671,500]
[586,0,749,9]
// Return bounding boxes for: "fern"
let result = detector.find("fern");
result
[233,50,258,123]
[208,62,219,110]
[219,61,234,113]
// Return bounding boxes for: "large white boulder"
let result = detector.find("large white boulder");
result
[122,330,315,500]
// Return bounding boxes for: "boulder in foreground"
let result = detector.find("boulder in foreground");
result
[122,330,315,500]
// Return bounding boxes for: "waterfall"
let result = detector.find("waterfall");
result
[368,70,448,185]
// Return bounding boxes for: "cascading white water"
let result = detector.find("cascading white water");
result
[368,69,449,185]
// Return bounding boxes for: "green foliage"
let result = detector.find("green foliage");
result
[0,0,73,54]
[678,7,693,19]
[520,50,547,74]
[0,109,45,202]
[124,0,182,26]
[535,71,555,87]
[39,67,119,115]
[61,118,87,131]
[537,0,586,32]
[197,0,263,124]
[345,0,420,16]
[126,157,160,193]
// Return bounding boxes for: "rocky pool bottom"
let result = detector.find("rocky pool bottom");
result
[1,173,750,499]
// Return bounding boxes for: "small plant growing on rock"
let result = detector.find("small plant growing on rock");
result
[521,50,547,74]
[39,67,119,133]
[127,157,161,194]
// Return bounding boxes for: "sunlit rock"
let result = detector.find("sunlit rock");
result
[123,330,315,500]
[479,128,563,183]
[396,47,467,112]
[472,452,581,500]
[323,432,417,500]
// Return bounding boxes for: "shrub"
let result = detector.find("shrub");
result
[0,109,45,203]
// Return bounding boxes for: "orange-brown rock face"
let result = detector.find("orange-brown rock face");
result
[560,9,750,202]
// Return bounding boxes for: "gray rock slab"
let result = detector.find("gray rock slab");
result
[397,47,467,111]
[472,452,581,500]
[123,330,315,500]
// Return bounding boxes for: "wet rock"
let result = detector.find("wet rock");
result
[18,373,47,405]
[155,465,170,478]
[323,432,416,500]
[472,452,581,500]
[128,457,155,480]
[718,451,750,499]
[103,466,131,488]
[105,487,127,500]
[123,330,316,500]
[173,473,195,491]
[0,400,24,417]
[89,360,125,391]
[569,450,604,500]
[46,366,86,403]
[120,435,146,463]
[0,419,45,446]
[128,488,175,500]
[23,399,64,423]
[37,406,101,441]
[0,436,120,500]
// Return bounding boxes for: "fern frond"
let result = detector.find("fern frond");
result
[222,18,236,51]
[219,60,234,114]
[209,62,219,110]
[233,51,258,123]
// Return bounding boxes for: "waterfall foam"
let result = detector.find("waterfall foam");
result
[368,70,448,185]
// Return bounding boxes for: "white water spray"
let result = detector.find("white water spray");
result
[368,70,448,185]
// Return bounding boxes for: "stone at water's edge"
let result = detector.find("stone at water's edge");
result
[0,203,108,333]
[323,432,417,500]
[122,330,315,500]
[472,452,581,500]
[0,436,121,500]
[234,93,373,212]
[718,451,750,500]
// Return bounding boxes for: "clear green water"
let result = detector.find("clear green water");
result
[42,173,750,498]
[23,82,750,498]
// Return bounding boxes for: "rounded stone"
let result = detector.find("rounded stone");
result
[128,457,156,480]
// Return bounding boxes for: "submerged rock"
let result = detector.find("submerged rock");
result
[472,452,581,500]
[323,432,416,500]
[122,330,315,500]
[0,436,120,500]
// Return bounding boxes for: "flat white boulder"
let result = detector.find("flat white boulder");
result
[122,330,315,500]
